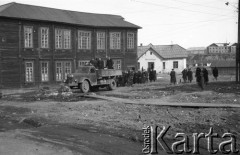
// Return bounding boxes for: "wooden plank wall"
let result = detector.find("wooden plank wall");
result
[0,18,138,87]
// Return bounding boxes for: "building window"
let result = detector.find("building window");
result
[113,59,121,69]
[97,32,105,50]
[40,27,49,48]
[56,62,62,81]
[65,62,71,79]
[41,62,49,82]
[25,62,34,82]
[79,60,90,67]
[78,31,91,49]
[55,29,71,49]
[110,32,121,49]
[56,61,72,81]
[163,62,165,69]
[24,26,33,48]
[127,33,134,49]
[63,30,71,49]
[173,61,178,69]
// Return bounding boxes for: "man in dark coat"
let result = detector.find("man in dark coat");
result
[106,57,114,69]
[195,67,201,83]
[182,69,187,83]
[202,68,209,85]
[170,69,176,85]
[212,67,218,81]
[187,68,193,83]
[97,58,104,69]
[195,67,204,90]
[90,58,97,68]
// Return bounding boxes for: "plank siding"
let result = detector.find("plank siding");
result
[0,17,138,87]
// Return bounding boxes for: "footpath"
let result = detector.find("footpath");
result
[85,94,240,108]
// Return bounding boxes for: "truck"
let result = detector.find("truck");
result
[65,65,122,93]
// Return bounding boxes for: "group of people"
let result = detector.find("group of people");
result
[89,57,114,69]
[181,68,193,83]
[117,68,150,87]
[170,66,219,90]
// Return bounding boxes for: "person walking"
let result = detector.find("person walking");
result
[202,67,209,85]
[187,68,193,83]
[195,67,204,90]
[182,69,187,83]
[212,67,218,81]
[170,69,176,85]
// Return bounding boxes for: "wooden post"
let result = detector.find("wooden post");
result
[236,0,240,83]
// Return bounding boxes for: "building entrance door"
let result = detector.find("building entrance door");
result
[148,62,154,70]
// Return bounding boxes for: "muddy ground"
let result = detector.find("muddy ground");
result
[0,74,239,154]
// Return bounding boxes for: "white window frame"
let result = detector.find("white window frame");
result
[113,59,121,69]
[64,62,72,79]
[24,26,33,48]
[78,31,91,49]
[40,27,49,48]
[25,61,34,82]
[127,32,134,49]
[63,30,71,49]
[56,62,62,81]
[110,32,121,49]
[41,62,49,82]
[55,61,72,81]
[55,29,71,49]
[55,29,62,49]
[78,60,90,67]
[97,32,105,50]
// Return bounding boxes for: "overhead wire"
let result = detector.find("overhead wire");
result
[143,17,237,27]
[133,0,236,18]
[170,0,234,11]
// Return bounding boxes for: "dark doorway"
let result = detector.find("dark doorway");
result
[148,62,154,70]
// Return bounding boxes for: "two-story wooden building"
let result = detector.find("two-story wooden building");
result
[0,2,141,87]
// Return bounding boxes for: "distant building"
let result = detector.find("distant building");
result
[138,44,188,73]
[207,43,230,54]
[187,47,206,55]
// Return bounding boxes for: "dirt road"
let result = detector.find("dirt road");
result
[0,79,239,154]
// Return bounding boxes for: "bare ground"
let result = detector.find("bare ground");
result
[0,74,240,154]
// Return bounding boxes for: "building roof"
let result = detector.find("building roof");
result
[208,43,229,47]
[187,47,206,51]
[210,60,235,67]
[0,2,141,28]
[138,44,188,59]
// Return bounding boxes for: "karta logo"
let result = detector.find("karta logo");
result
[142,126,239,154]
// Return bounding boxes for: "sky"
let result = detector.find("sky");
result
[0,0,238,49]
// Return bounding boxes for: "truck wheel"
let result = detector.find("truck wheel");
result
[80,80,90,93]
[108,79,116,90]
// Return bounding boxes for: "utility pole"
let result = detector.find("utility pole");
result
[237,0,240,83]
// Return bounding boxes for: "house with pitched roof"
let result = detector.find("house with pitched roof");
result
[137,44,188,73]
[0,2,141,87]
